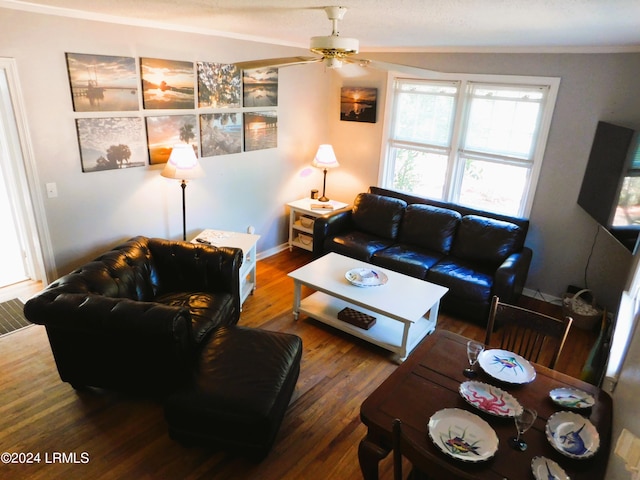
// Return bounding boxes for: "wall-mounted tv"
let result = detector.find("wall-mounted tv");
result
[577,121,640,252]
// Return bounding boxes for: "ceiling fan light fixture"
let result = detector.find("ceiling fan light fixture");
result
[310,35,359,57]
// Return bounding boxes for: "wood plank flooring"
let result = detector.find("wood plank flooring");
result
[0,249,597,479]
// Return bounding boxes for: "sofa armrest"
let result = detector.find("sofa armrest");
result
[492,247,533,302]
[312,209,354,257]
[24,293,195,392]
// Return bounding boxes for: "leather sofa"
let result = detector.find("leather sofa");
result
[313,187,532,323]
[24,235,243,394]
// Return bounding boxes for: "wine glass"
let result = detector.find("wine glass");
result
[463,340,484,378]
[511,408,537,451]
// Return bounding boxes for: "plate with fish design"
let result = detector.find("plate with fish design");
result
[427,408,499,463]
[531,456,570,480]
[549,387,595,410]
[345,268,388,287]
[477,349,536,384]
[546,411,600,459]
[459,381,523,417]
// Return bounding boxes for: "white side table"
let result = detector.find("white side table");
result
[287,198,349,252]
[192,229,260,307]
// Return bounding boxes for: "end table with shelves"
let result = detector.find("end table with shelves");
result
[287,198,349,252]
[191,229,260,307]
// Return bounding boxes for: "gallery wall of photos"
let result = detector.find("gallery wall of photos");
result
[65,53,278,173]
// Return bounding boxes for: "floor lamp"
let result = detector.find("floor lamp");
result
[161,144,205,241]
[311,144,340,202]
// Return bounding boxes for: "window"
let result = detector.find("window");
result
[613,136,640,227]
[381,75,559,217]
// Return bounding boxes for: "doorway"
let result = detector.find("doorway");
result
[0,58,51,290]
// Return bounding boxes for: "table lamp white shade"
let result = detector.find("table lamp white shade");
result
[311,144,340,170]
[311,144,339,202]
[161,144,205,180]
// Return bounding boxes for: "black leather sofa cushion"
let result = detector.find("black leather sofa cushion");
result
[427,258,494,305]
[398,204,461,254]
[372,245,443,279]
[352,192,407,240]
[451,215,524,266]
[327,231,395,262]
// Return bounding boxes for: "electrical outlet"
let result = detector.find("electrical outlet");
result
[46,182,58,198]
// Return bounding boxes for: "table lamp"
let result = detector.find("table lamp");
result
[161,144,205,241]
[311,144,340,202]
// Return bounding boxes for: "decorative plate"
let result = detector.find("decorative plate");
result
[427,408,499,463]
[549,387,595,410]
[477,349,536,384]
[546,411,600,459]
[345,268,388,287]
[531,456,570,480]
[459,381,523,417]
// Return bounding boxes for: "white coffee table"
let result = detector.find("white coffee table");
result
[288,253,448,362]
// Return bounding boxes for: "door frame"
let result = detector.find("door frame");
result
[0,57,55,284]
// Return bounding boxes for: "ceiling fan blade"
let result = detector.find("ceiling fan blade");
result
[347,57,442,78]
[234,56,322,70]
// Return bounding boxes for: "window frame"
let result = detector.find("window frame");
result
[378,71,560,217]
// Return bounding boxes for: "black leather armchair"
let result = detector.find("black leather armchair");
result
[24,236,243,395]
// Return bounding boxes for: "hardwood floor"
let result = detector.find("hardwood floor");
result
[0,249,598,479]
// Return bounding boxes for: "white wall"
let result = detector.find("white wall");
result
[0,8,333,276]
[1,7,638,313]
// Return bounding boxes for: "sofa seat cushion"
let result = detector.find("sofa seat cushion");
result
[398,204,461,254]
[372,245,444,279]
[326,231,395,262]
[451,215,524,266]
[156,291,236,345]
[351,193,407,240]
[427,258,494,304]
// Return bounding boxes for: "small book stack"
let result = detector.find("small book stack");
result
[310,204,334,210]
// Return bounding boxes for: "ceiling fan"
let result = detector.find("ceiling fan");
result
[234,6,439,77]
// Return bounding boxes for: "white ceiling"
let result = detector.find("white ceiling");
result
[4,0,640,52]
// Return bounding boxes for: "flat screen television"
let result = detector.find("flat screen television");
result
[577,121,640,252]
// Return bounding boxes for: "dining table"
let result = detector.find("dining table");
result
[359,329,613,480]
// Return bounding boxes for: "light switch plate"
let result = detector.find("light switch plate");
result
[46,182,57,198]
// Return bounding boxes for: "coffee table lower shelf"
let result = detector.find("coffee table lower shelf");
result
[298,292,436,362]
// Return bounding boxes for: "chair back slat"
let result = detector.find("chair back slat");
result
[485,296,573,370]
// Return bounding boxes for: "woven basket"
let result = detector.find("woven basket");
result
[562,289,601,331]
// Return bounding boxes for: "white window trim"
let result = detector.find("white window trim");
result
[378,70,560,217]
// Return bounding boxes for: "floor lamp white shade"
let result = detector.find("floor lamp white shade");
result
[311,144,339,202]
[161,144,205,240]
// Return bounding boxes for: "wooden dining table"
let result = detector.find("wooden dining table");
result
[359,329,613,480]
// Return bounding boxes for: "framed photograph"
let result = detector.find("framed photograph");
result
[243,111,277,152]
[140,58,195,109]
[200,113,242,157]
[242,67,278,107]
[65,53,138,112]
[75,117,147,172]
[146,115,198,165]
[340,87,377,123]
[197,62,241,108]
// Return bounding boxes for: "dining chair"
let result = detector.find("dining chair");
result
[392,419,478,480]
[484,295,573,370]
